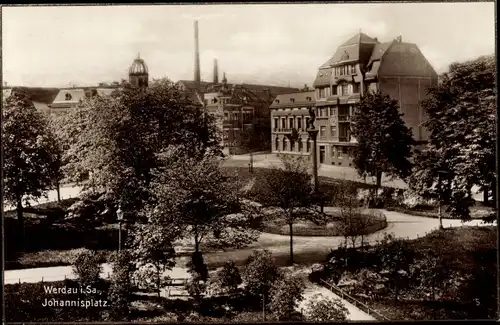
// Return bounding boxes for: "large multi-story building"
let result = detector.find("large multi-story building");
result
[177,21,299,154]
[270,32,438,167]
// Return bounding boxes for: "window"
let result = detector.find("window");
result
[341,84,349,96]
[289,118,294,129]
[283,139,288,151]
[306,140,310,152]
[282,118,286,129]
[353,83,360,93]
[65,93,72,101]
[318,88,325,98]
[274,118,279,129]
[342,147,348,156]
[332,86,337,95]
[331,147,336,158]
[224,112,229,121]
[223,131,229,140]
[337,147,342,158]
[305,117,310,129]
[275,137,279,150]
[350,65,356,74]
[330,125,337,137]
[298,140,303,152]
[320,126,326,138]
[339,66,344,76]
[297,118,302,130]
[291,141,295,152]
[234,112,240,120]
[329,107,337,116]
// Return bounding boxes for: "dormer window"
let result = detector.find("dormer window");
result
[290,98,295,103]
[341,51,350,61]
[65,93,72,101]
[275,99,280,104]
[306,96,311,102]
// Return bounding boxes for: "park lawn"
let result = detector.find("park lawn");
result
[357,226,497,320]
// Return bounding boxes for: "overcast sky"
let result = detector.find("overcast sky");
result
[2,3,495,88]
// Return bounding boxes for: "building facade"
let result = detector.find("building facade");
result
[270,32,438,167]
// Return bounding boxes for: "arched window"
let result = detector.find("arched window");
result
[275,137,279,151]
[283,138,287,151]
[65,93,72,101]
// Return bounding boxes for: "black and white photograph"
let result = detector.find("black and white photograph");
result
[2,2,497,322]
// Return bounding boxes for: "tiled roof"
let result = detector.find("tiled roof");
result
[313,68,333,87]
[270,90,315,108]
[340,33,378,47]
[376,42,438,78]
[368,42,393,66]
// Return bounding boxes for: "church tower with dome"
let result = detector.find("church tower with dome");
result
[129,53,149,88]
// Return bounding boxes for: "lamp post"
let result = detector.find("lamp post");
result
[117,206,124,252]
[436,170,449,230]
[307,107,320,208]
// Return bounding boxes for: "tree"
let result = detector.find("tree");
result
[242,250,283,303]
[129,221,178,298]
[410,55,496,220]
[261,155,316,264]
[57,78,222,225]
[351,91,415,196]
[268,273,306,320]
[45,113,65,202]
[304,293,350,322]
[151,154,260,254]
[3,89,60,246]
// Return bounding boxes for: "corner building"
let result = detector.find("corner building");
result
[270,32,438,167]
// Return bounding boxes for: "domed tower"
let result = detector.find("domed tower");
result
[129,53,149,88]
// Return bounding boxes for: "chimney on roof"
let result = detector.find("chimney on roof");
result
[302,84,309,92]
[194,20,201,83]
[213,59,219,84]
[396,35,402,43]
[374,37,378,42]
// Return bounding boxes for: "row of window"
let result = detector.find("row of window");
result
[274,138,353,158]
[273,106,354,129]
[223,111,253,121]
[317,83,360,99]
[334,64,356,76]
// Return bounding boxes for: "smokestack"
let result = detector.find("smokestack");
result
[194,20,201,83]
[213,59,219,84]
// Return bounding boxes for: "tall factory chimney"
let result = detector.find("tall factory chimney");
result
[213,59,219,84]
[194,20,201,83]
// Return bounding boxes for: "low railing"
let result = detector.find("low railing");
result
[319,279,390,321]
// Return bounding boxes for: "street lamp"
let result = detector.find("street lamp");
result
[117,205,124,252]
[436,170,449,230]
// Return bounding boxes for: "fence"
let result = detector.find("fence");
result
[319,279,390,321]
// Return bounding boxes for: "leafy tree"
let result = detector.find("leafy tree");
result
[261,155,316,264]
[185,252,209,305]
[151,154,260,254]
[129,222,178,297]
[351,91,415,195]
[57,78,222,224]
[304,293,350,322]
[72,249,102,287]
[45,113,65,202]
[269,273,306,320]
[242,249,283,303]
[3,89,61,245]
[107,250,135,320]
[410,55,496,220]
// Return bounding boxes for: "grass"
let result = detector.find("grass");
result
[260,211,387,237]
[386,204,495,221]
[7,249,112,270]
[342,226,497,320]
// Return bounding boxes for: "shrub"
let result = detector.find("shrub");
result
[268,273,305,321]
[72,249,102,287]
[107,250,134,320]
[210,261,242,296]
[242,249,283,300]
[304,293,349,322]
